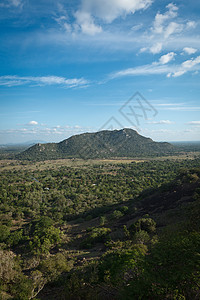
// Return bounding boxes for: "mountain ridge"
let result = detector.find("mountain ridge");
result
[16,128,175,161]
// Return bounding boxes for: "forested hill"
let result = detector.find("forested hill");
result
[16,128,174,160]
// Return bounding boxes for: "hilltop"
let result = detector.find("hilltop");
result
[16,128,174,161]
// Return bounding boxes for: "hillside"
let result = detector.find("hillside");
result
[16,128,175,160]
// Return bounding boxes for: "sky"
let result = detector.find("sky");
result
[0,0,200,144]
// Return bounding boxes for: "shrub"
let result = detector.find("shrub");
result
[0,224,10,242]
[112,210,124,219]
[129,217,156,235]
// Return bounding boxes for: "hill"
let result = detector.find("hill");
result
[16,128,175,160]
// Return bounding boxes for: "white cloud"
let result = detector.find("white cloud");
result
[131,24,143,31]
[182,56,200,68]
[111,55,200,78]
[186,121,200,125]
[159,106,200,111]
[79,0,153,23]
[0,125,94,143]
[0,75,89,88]
[152,3,178,35]
[54,0,153,36]
[138,4,198,56]
[159,52,175,64]
[186,21,197,29]
[73,0,153,35]
[164,21,183,39]
[169,55,200,77]
[147,120,174,124]
[168,70,185,77]
[139,47,148,53]
[28,121,38,125]
[183,47,197,55]
[149,42,163,54]
[74,11,102,35]
[111,63,172,77]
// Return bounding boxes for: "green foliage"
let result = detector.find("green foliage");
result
[133,230,150,244]
[0,224,10,242]
[16,128,175,161]
[123,225,130,239]
[29,217,62,254]
[123,231,200,299]
[98,244,147,285]
[0,249,19,284]
[120,206,129,214]
[99,215,107,226]
[11,275,32,300]
[39,253,72,281]
[7,229,23,246]
[0,159,200,299]
[112,210,124,219]
[129,217,156,235]
[80,227,111,249]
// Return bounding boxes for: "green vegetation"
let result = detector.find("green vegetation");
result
[16,129,176,160]
[0,155,200,299]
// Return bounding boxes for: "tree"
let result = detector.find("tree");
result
[0,224,10,242]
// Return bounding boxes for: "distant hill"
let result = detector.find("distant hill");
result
[0,140,46,148]
[16,128,175,161]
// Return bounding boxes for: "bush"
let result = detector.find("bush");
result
[0,224,10,242]
[29,217,62,254]
[129,217,156,235]
[98,244,147,285]
[112,210,124,219]
[7,229,23,246]
[123,231,200,299]
[39,253,72,281]
[80,227,111,249]
[99,216,107,226]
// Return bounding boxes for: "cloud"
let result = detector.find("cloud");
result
[152,3,178,35]
[111,54,200,78]
[111,63,171,77]
[149,42,163,54]
[164,21,183,39]
[159,52,175,64]
[186,21,197,29]
[0,75,89,88]
[182,56,200,68]
[0,125,94,141]
[156,103,200,111]
[147,120,174,124]
[10,0,22,7]
[186,121,200,125]
[78,0,153,23]
[183,47,197,55]
[138,4,198,55]
[28,121,38,125]
[74,11,102,35]
[169,55,200,77]
[0,0,23,8]
[64,0,153,35]
[54,0,153,36]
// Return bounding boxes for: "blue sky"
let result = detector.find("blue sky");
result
[0,0,200,144]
